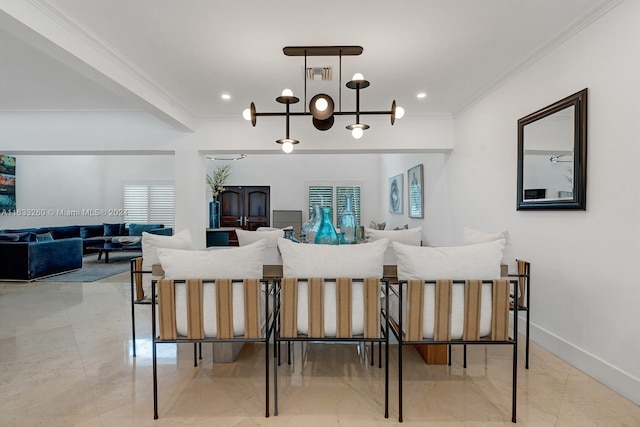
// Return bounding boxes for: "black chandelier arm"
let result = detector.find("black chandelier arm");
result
[254,110,393,117]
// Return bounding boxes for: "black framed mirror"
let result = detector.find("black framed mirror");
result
[517,88,587,210]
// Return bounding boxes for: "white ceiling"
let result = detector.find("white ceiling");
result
[0,0,618,131]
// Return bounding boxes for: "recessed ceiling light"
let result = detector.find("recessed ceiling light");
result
[417,92,427,99]
[221,94,231,100]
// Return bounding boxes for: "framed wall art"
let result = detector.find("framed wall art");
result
[408,164,423,218]
[0,155,16,213]
[388,174,403,214]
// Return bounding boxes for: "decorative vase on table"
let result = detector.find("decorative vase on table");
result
[301,204,321,243]
[283,229,299,243]
[314,206,339,245]
[209,199,221,229]
[339,195,357,244]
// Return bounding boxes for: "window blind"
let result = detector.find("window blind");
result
[123,183,175,227]
[307,183,362,226]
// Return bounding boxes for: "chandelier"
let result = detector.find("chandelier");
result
[242,46,404,153]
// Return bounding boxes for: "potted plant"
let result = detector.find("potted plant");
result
[206,164,232,228]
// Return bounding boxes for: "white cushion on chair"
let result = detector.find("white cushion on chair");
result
[463,226,517,274]
[365,227,422,246]
[157,239,265,279]
[278,238,388,336]
[236,228,284,247]
[140,229,193,297]
[365,227,422,264]
[393,240,505,280]
[390,240,505,339]
[278,237,388,278]
[157,240,266,337]
[142,229,193,267]
[389,282,493,339]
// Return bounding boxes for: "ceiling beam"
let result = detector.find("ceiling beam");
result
[0,0,196,131]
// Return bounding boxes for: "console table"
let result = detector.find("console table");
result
[205,227,238,246]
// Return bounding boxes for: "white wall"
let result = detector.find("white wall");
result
[0,154,174,229]
[378,153,453,246]
[205,153,383,226]
[448,0,640,404]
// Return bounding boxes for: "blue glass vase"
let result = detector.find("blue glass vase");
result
[283,228,299,243]
[339,195,357,244]
[314,206,339,245]
[302,205,322,243]
[209,199,220,228]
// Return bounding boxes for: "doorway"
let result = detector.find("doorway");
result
[219,186,270,230]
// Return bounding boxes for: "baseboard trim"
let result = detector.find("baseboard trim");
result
[516,314,640,405]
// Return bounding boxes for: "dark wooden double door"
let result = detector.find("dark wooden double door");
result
[219,186,270,230]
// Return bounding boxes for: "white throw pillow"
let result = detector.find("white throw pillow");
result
[393,239,505,280]
[365,226,422,245]
[139,229,193,298]
[141,229,193,269]
[158,240,265,279]
[463,227,516,274]
[278,237,388,336]
[236,228,284,247]
[365,226,422,264]
[278,237,388,278]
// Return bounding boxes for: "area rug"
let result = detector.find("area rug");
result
[39,252,139,282]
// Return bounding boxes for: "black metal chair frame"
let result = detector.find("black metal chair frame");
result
[453,261,531,370]
[391,279,518,423]
[151,278,275,419]
[130,258,151,357]
[513,260,531,369]
[272,277,390,418]
[130,259,206,363]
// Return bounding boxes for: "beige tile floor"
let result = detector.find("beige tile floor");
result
[1,272,639,427]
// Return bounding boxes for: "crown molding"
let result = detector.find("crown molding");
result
[455,0,624,115]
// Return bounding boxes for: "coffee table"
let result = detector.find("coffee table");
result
[87,242,142,263]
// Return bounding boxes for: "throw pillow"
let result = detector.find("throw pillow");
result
[365,227,422,245]
[157,239,265,279]
[277,237,388,337]
[35,232,54,242]
[17,232,36,242]
[103,223,122,236]
[365,226,422,264]
[393,224,409,230]
[369,221,386,230]
[393,240,505,280]
[137,229,192,300]
[462,227,516,274]
[49,226,80,239]
[278,237,388,278]
[236,228,284,247]
[141,229,193,269]
[80,225,103,239]
[129,223,164,236]
[0,233,20,241]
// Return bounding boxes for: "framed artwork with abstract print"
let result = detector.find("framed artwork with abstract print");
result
[408,164,423,218]
[0,155,16,213]
[388,174,403,214]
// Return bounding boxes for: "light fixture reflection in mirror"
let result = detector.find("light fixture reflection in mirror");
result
[517,88,587,210]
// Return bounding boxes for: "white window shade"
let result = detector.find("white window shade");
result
[124,182,175,227]
[307,182,362,226]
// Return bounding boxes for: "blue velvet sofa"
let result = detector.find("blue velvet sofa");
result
[0,223,172,281]
[0,235,83,281]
